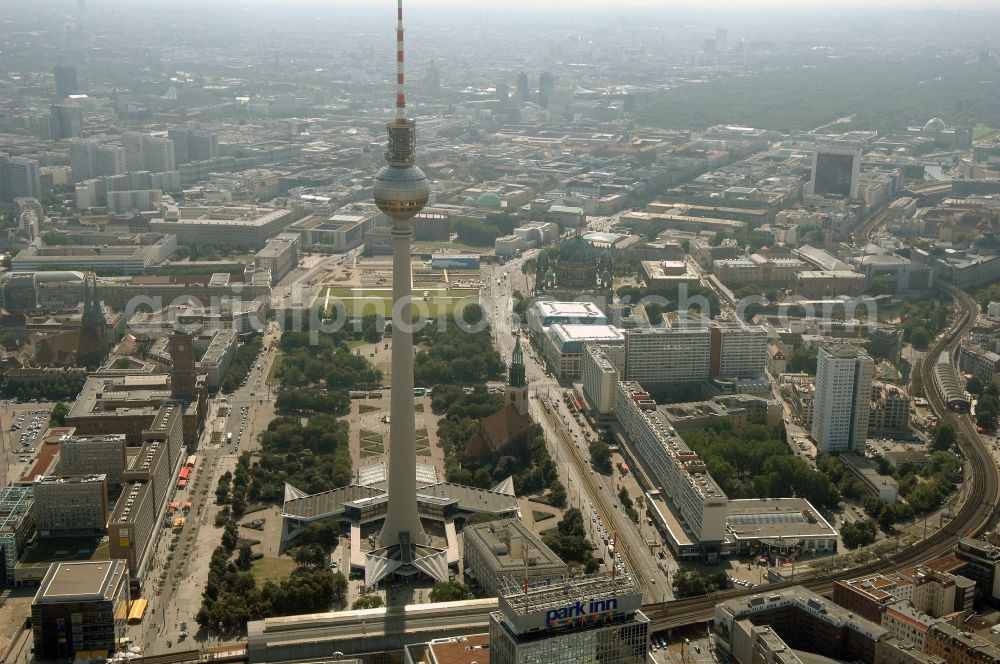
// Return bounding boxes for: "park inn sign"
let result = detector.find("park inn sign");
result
[546,596,619,628]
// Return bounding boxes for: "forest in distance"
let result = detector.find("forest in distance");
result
[633,54,1000,133]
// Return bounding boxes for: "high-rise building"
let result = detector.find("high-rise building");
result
[0,153,42,201]
[32,474,109,537]
[58,435,127,487]
[489,574,648,664]
[810,148,861,200]
[538,71,554,108]
[48,103,83,140]
[32,561,130,661]
[168,127,218,164]
[54,65,79,98]
[107,189,162,215]
[69,140,126,182]
[622,322,712,385]
[709,320,768,379]
[516,72,530,103]
[123,132,176,173]
[811,345,874,453]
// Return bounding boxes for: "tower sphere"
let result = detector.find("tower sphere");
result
[374,162,429,222]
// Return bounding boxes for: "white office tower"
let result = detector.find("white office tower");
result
[811,345,874,453]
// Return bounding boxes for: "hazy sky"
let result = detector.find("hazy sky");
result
[238,0,999,7]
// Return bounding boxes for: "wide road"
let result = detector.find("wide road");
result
[480,256,673,602]
[639,279,999,631]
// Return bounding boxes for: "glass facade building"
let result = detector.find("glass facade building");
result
[489,573,649,664]
[489,610,650,664]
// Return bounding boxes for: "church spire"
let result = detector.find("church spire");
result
[509,334,526,389]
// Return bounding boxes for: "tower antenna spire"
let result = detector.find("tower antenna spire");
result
[395,0,406,123]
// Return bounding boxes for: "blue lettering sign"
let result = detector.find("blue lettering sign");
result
[544,597,619,627]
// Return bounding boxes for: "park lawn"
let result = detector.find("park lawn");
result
[411,240,492,252]
[318,287,480,318]
[250,557,298,585]
[266,352,284,386]
[974,124,1000,142]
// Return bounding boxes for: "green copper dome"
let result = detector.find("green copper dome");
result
[558,234,596,263]
[476,192,502,208]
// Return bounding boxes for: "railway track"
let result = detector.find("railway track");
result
[640,281,999,630]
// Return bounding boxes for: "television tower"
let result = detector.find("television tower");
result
[374,0,430,549]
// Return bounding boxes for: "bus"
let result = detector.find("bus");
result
[127,598,148,625]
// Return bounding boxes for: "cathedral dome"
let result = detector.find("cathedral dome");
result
[558,234,596,263]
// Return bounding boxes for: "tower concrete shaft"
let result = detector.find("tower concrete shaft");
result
[378,220,425,548]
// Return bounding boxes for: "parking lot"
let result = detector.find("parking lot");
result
[0,402,55,485]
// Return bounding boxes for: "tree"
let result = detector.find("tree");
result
[840,519,877,549]
[672,568,725,598]
[221,521,239,552]
[908,326,931,350]
[589,439,612,474]
[430,581,470,602]
[49,402,69,426]
[331,571,348,605]
[237,544,253,571]
[548,480,567,507]
[352,595,384,610]
[967,377,985,396]
[931,422,957,452]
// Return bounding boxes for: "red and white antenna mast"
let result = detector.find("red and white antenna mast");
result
[395,0,407,124]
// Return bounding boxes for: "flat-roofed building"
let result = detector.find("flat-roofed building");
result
[812,345,874,454]
[833,573,915,625]
[149,204,301,248]
[66,373,205,449]
[58,435,127,487]
[31,560,130,661]
[869,383,911,435]
[792,270,865,297]
[11,234,177,274]
[254,232,300,284]
[641,260,700,287]
[464,519,567,597]
[33,475,109,537]
[489,574,648,664]
[622,323,711,386]
[840,453,898,504]
[711,320,768,380]
[713,254,807,287]
[616,382,727,560]
[542,323,623,379]
[287,210,376,252]
[714,587,887,664]
[526,300,608,337]
[581,344,624,421]
[108,481,156,576]
[725,498,837,557]
[123,438,172,510]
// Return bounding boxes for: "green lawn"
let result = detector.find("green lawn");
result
[266,352,284,386]
[317,287,480,318]
[974,124,1000,142]
[250,557,298,585]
